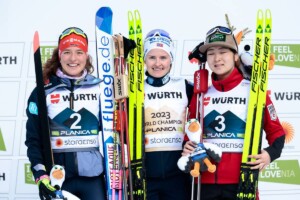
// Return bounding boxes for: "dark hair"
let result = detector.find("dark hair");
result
[42,47,94,82]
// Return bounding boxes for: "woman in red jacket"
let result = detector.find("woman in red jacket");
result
[183,26,285,200]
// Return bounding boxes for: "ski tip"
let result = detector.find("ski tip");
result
[33,31,40,53]
[265,9,272,19]
[128,10,134,21]
[96,7,113,34]
[96,6,112,14]
[257,9,263,20]
[134,10,141,20]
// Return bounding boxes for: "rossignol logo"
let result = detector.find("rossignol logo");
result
[274,92,300,101]
[210,97,246,105]
[0,128,6,151]
[147,91,183,100]
[50,93,98,103]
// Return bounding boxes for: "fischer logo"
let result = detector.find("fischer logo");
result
[136,37,143,92]
[259,36,270,93]
[129,45,135,93]
[251,37,262,93]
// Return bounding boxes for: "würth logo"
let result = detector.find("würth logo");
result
[50,93,98,104]
[204,97,210,106]
[51,94,60,104]
[211,97,246,105]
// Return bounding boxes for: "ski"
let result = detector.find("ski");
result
[33,32,54,174]
[95,7,121,200]
[237,9,272,200]
[128,10,146,200]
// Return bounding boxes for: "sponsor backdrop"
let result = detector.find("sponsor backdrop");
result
[0,0,299,199]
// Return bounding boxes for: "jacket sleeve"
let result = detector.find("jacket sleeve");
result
[263,95,285,162]
[25,88,48,180]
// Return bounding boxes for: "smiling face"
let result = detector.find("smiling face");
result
[59,46,88,77]
[144,48,172,78]
[206,46,239,80]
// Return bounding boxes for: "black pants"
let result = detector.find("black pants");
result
[147,173,191,200]
[62,175,106,200]
[193,183,238,200]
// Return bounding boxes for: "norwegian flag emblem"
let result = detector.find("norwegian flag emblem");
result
[157,43,163,47]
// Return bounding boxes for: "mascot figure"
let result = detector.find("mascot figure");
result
[177,119,222,177]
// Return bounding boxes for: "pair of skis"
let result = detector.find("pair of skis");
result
[127,10,146,200]
[96,7,146,200]
[237,9,272,200]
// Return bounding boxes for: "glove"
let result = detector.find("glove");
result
[37,175,56,200]
[188,42,207,63]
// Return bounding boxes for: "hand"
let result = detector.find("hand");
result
[182,141,197,156]
[37,175,56,200]
[247,149,271,172]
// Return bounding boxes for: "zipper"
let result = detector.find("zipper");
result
[69,80,74,109]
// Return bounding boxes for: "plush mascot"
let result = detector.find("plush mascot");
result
[177,119,222,177]
[50,165,81,200]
